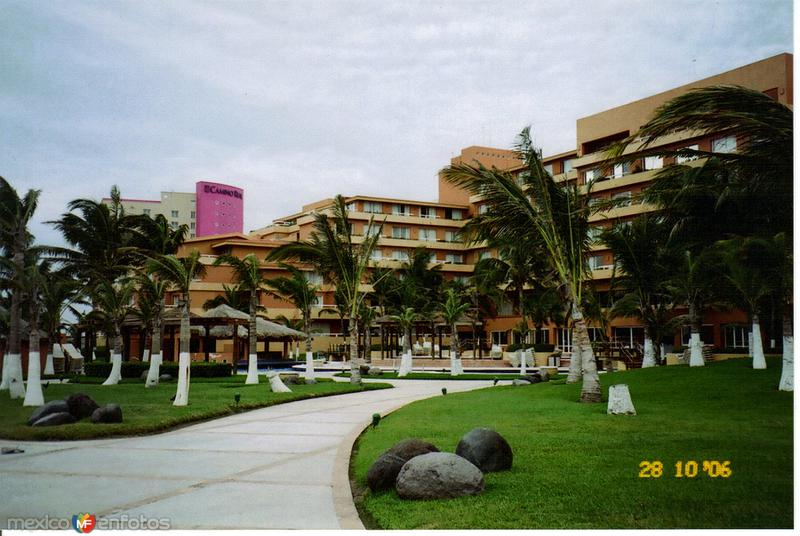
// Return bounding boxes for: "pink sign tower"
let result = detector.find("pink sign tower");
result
[195,181,244,237]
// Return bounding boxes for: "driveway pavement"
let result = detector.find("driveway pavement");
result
[0,377,496,530]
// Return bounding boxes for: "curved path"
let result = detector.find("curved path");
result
[0,377,496,530]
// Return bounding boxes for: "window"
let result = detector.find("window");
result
[444,230,459,243]
[711,135,736,154]
[588,226,603,243]
[588,255,607,270]
[170,221,178,229]
[142,208,151,215]
[478,204,489,215]
[492,331,508,345]
[346,202,356,212]
[534,328,549,345]
[364,224,380,238]
[612,191,632,207]
[613,161,631,178]
[190,222,195,230]
[587,327,605,342]
[557,328,572,352]
[190,233,195,238]
[543,163,554,175]
[418,228,437,242]
[613,327,644,348]
[393,204,409,216]
[644,156,663,170]
[364,201,383,214]
[563,159,575,174]
[450,209,463,220]
[445,253,463,264]
[589,196,605,207]
[171,210,179,218]
[392,250,409,262]
[420,206,434,219]
[724,325,748,348]
[676,144,700,164]
[370,249,383,261]
[584,168,602,181]
[478,251,492,260]
[391,226,410,239]
[190,211,196,219]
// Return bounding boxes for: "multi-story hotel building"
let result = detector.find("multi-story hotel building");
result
[177,53,792,358]
[103,180,244,239]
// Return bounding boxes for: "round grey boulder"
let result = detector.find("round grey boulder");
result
[395,452,484,500]
[65,393,99,420]
[455,427,513,472]
[159,373,173,381]
[538,369,551,382]
[366,438,439,491]
[512,379,531,386]
[27,400,69,425]
[368,367,384,376]
[91,404,123,424]
[32,412,77,427]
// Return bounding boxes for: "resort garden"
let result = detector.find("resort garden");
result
[0,85,793,529]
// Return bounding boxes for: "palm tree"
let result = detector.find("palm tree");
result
[202,284,249,313]
[40,266,84,376]
[22,256,53,406]
[212,254,271,384]
[146,250,206,406]
[0,177,40,398]
[439,288,471,376]
[266,263,319,373]
[87,279,135,386]
[267,195,385,384]
[601,216,677,367]
[392,306,417,376]
[135,273,167,387]
[133,213,188,255]
[442,128,600,402]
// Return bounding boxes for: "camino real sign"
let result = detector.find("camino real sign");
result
[195,181,244,237]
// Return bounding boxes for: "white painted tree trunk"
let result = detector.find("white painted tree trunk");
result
[102,354,123,385]
[642,336,656,368]
[173,351,191,406]
[267,371,292,393]
[0,354,8,390]
[23,352,44,407]
[6,354,26,398]
[660,343,666,363]
[142,349,150,363]
[751,317,766,369]
[304,351,316,381]
[45,343,61,375]
[519,350,526,376]
[689,333,705,367]
[398,351,413,377]
[748,331,753,357]
[779,335,793,391]
[245,353,260,384]
[145,353,162,388]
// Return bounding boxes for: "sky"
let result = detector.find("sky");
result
[1,0,793,246]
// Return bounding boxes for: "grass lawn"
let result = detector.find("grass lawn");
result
[0,376,391,441]
[336,371,559,381]
[351,357,792,529]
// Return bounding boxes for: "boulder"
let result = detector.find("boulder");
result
[159,373,173,382]
[65,393,99,420]
[366,438,440,491]
[27,400,69,425]
[281,374,300,385]
[607,384,636,415]
[368,367,384,376]
[512,379,531,386]
[524,374,543,384]
[31,412,77,427]
[455,427,513,472]
[395,452,484,499]
[359,364,371,376]
[538,369,551,382]
[91,404,123,424]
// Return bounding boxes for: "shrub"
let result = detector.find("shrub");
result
[84,361,232,378]
[93,347,110,361]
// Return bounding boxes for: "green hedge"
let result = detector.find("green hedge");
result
[84,361,232,378]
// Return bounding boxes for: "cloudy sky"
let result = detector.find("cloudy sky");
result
[1,0,793,246]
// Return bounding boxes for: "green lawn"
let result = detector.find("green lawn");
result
[0,376,391,441]
[351,357,792,529]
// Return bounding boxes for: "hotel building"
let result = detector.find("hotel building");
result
[176,53,792,359]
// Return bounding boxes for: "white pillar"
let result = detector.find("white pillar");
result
[689,333,705,367]
[173,351,191,406]
[23,352,44,407]
[245,353,259,384]
[304,351,316,381]
[102,354,123,385]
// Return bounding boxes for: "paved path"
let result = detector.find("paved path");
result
[0,378,496,530]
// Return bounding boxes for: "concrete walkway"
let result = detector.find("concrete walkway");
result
[0,378,496,530]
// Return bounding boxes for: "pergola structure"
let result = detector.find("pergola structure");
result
[374,315,484,360]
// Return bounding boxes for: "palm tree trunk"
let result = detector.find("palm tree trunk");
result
[450,323,463,376]
[245,290,259,385]
[517,286,528,348]
[303,310,315,381]
[145,312,162,388]
[173,296,191,406]
[642,333,656,368]
[23,313,44,407]
[398,325,413,377]
[103,325,124,385]
[751,313,767,369]
[141,327,151,363]
[44,332,56,376]
[573,311,601,403]
[779,303,793,391]
[688,301,705,367]
[566,303,582,384]
[1,255,25,398]
[349,319,361,384]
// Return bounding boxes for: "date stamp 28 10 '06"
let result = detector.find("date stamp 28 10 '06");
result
[639,460,732,479]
